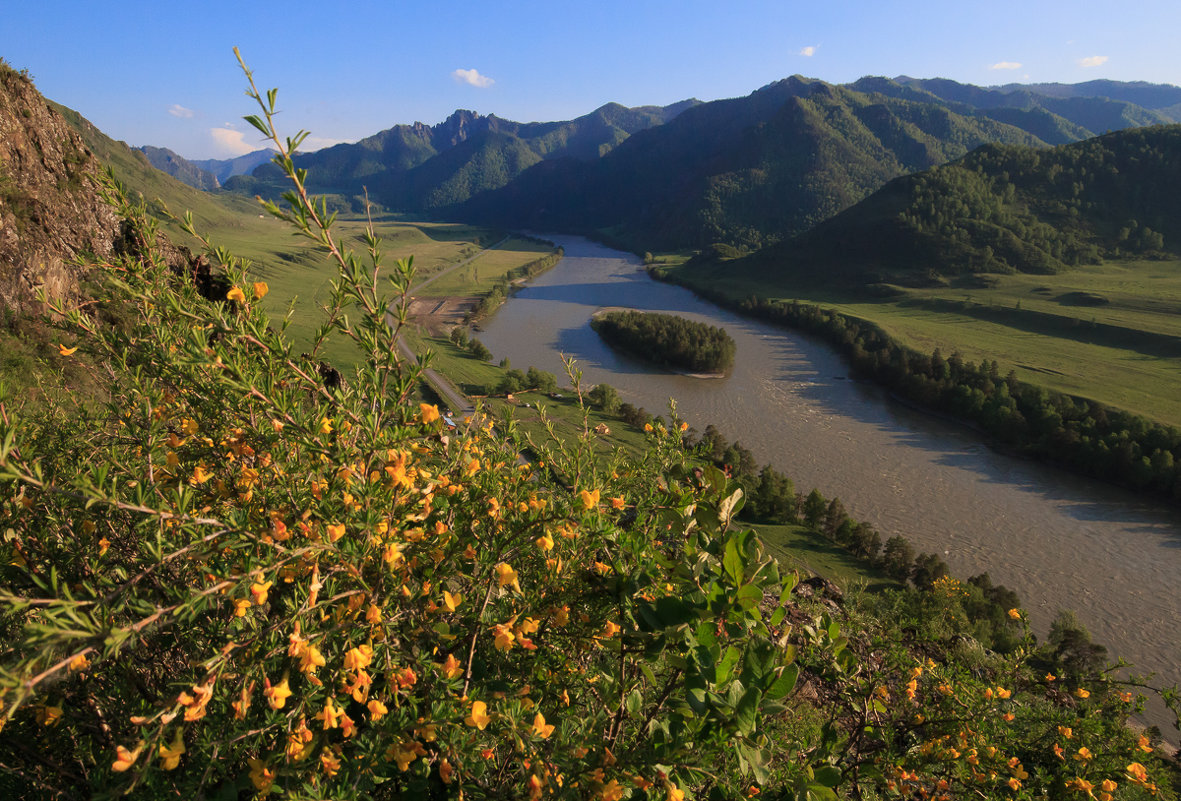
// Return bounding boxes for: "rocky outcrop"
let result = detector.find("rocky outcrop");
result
[0,63,123,314]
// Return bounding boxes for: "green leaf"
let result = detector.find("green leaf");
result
[813,766,842,788]
[718,488,744,527]
[716,646,741,685]
[767,664,799,699]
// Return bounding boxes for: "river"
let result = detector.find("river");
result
[475,235,1181,737]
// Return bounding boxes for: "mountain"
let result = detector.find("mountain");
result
[224,101,697,211]
[135,145,220,191]
[719,124,1181,289]
[891,76,1179,132]
[189,147,276,183]
[453,76,1046,250]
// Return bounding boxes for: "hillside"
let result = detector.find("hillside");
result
[721,124,1181,290]
[135,145,220,191]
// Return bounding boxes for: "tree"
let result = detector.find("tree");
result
[881,536,916,582]
[587,383,621,414]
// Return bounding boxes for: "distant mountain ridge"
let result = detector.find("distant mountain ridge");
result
[136,145,220,191]
[185,74,1181,251]
[223,100,698,212]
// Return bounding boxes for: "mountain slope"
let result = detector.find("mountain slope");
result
[722,124,1181,289]
[226,101,697,210]
[136,145,220,191]
[454,77,1046,250]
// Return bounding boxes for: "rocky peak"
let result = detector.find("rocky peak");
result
[0,63,122,314]
[433,109,485,148]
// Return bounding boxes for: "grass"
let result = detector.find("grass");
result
[417,236,554,298]
[669,256,1181,427]
[751,523,900,593]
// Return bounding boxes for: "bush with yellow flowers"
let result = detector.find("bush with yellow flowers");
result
[0,55,809,800]
[1,54,1178,801]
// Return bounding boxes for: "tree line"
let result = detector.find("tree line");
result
[665,278,1181,502]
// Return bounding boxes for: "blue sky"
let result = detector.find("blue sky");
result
[4,0,1179,160]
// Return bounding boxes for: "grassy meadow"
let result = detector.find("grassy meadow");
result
[668,255,1181,427]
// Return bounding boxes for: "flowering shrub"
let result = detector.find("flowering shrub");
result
[0,55,1176,801]
[0,56,804,800]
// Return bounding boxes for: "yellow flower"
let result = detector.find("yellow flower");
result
[299,644,326,674]
[226,286,246,302]
[466,700,491,729]
[318,417,333,435]
[579,488,600,510]
[37,705,63,726]
[1007,608,1022,620]
[599,620,621,639]
[442,590,462,612]
[1074,747,1092,762]
[327,523,346,542]
[532,712,555,739]
[112,742,144,772]
[1126,762,1149,785]
[158,731,185,770]
[495,562,520,591]
[536,532,554,551]
[68,653,90,672]
[252,281,269,300]
[440,653,463,680]
[190,463,212,484]
[367,698,388,721]
[250,580,272,605]
[666,784,685,801]
[316,698,342,730]
[493,623,516,651]
[1058,725,1073,739]
[610,496,625,509]
[419,403,441,424]
[995,686,1011,699]
[233,598,251,617]
[1075,687,1090,699]
[58,343,78,356]
[249,758,274,791]
[265,678,292,710]
[1137,734,1153,753]
[321,750,341,776]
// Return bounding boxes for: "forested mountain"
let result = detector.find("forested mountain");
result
[135,145,220,191]
[224,101,696,210]
[207,75,1181,253]
[718,124,1181,289]
[453,77,1045,250]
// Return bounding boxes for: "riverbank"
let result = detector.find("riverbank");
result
[473,234,1181,739]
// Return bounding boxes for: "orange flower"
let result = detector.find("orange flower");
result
[316,698,342,730]
[531,712,555,739]
[1007,608,1022,620]
[264,677,292,710]
[327,523,346,542]
[367,698,388,721]
[579,488,600,510]
[252,281,269,299]
[250,580,272,605]
[321,751,341,776]
[226,286,246,302]
[495,562,520,591]
[1075,687,1090,699]
[420,403,441,424]
[610,496,625,509]
[466,700,491,729]
[58,344,78,356]
[158,731,185,770]
[493,624,516,651]
[112,742,144,772]
[442,590,462,612]
[440,653,463,680]
[249,758,274,791]
[536,532,554,551]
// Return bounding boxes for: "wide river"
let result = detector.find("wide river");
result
[475,235,1180,736]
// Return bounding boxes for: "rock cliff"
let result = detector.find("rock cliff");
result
[0,62,123,314]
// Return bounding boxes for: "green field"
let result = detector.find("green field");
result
[669,256,1181,427]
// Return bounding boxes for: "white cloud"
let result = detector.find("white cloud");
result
[452,68,494,88]
[209,126,257,157]
[799,46,817,57]
[1078,55,1109,68]
[168,104,195,119]
[988,61,1022,70]
[300,135,349,153]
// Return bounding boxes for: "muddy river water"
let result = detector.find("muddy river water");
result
[475,235,1180,735]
